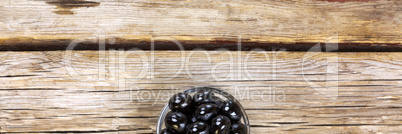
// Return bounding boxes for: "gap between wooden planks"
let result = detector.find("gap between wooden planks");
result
[0,0,401,51]
[0,51,401,133]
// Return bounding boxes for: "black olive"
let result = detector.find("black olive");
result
[219,100,243,121]
[214,98,224,108]
[187,121,209,134]
[160,128,175,134]
[195,103,218,122]
[165,111,188,133]
[210,115,231,134]
[193,87,219,105]
[229,122,247,134]
[169,93,193,113]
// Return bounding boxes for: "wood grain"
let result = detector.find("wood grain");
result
[0,0,401,51]
[0,51,401,133]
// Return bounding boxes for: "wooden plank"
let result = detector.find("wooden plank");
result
[0,0,401,51]
[0,51,401,133]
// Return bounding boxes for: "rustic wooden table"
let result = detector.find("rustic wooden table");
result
[0,0,401,133]
[0,51,401,133]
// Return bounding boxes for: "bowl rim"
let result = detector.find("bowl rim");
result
[156,87,250,134]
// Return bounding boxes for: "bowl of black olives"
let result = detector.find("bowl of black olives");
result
[157,87,250,134]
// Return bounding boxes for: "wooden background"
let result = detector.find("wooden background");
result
[0,0,401,51]
[0,0,401,133]
[0,51,401,133]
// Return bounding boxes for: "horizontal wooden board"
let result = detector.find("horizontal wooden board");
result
[0,0,401,51]
[0,51,401,133]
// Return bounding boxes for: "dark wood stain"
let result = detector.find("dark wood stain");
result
[45,0,100,15]
[0,38,401,52]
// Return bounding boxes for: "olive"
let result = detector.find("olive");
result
[210,115,231,134]
[195,103,218,121]
[188,113,198,123]
[193,87,219,105]
[219,100,243,121]
[187,121,209,134]
[160,128,175,134]
[229,122,247,134]
[165,111,188,133]
[214,98,224,108]
[169,93,193,113]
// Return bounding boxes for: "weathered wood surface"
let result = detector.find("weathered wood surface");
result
[0,51,401,133]
[0,0,401,50]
